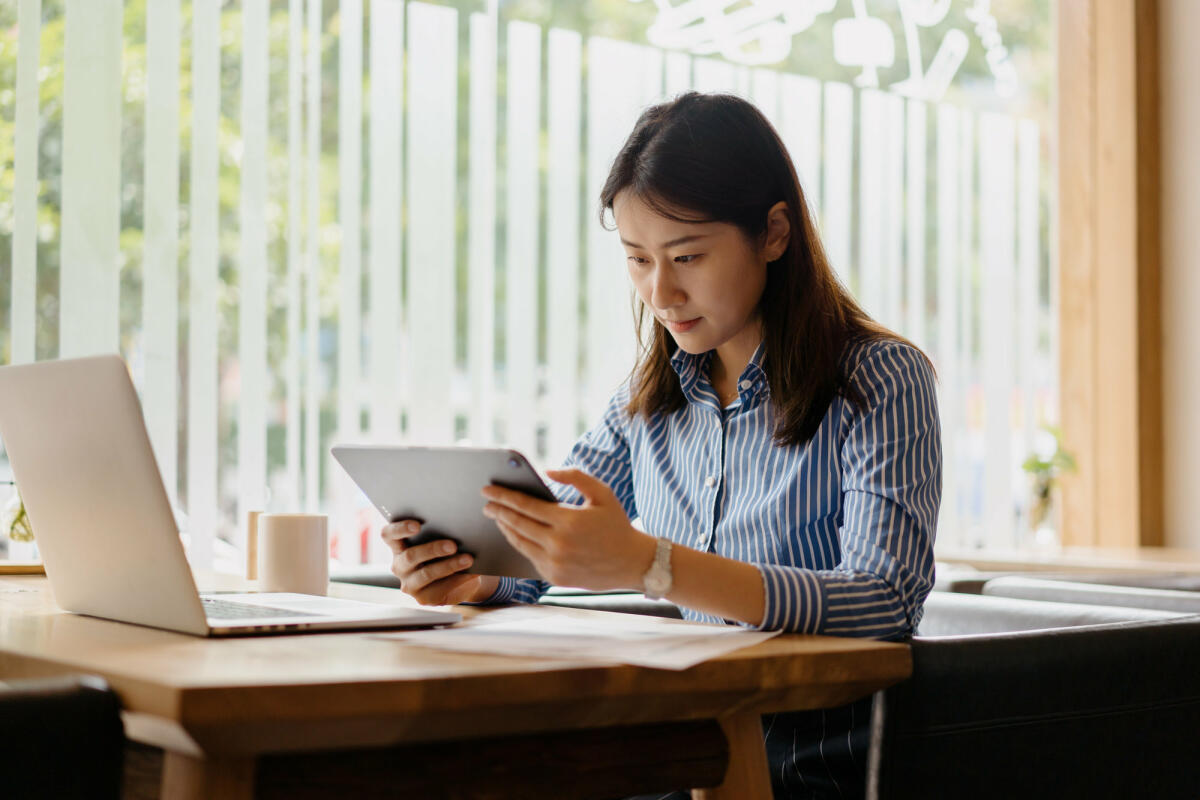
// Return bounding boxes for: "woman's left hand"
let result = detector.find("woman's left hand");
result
[480,468,654,591]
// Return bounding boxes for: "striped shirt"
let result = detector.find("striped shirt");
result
[486,336,940,641]
[483,335,940,798]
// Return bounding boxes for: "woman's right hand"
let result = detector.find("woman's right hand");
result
[380,520,498,605]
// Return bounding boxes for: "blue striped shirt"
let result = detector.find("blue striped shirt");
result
[486,336,940,640]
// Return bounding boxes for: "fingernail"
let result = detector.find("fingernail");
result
[440,541,455,555]
[457,555,472,567]
[407,521,419,532]
[481,506,495,518]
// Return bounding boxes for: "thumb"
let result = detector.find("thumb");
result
[545,467,612,505]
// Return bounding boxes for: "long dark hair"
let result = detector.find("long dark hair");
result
[600,91,928,447]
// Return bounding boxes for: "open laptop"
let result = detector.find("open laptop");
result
[0,355,460,636]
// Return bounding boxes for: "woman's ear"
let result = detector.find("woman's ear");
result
[763,201,790,262]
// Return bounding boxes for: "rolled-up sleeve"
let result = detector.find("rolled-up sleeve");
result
[756,342,940,639]
[474,383,638,605]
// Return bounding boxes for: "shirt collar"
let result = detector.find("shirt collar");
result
[670,341,769,407]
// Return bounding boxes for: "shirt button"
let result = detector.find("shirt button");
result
[739,379,752,390]
[704,476,717,488]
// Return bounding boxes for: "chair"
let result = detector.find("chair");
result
[981,575,1200,613]
[868,592,1200,799]
[0,674,125,800]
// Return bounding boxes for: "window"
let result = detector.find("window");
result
[0,0,1055,566]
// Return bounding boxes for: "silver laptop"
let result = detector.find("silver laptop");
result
[0,355,460,636]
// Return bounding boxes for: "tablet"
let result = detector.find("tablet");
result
[331,445,557,580]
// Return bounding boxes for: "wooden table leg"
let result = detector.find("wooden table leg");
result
[161,751,256,800]
[693,712,771,800]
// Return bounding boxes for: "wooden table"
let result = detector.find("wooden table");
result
[0,575,910,799]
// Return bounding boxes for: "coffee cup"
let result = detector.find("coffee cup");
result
[256,513,329,596]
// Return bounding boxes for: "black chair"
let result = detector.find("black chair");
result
[868,593,1200,799]
[0,674,124,799]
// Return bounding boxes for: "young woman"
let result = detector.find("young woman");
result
[383,91,940,799]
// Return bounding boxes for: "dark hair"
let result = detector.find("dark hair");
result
[600,91,929,447]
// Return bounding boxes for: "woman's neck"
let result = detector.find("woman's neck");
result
[710,324,763,393]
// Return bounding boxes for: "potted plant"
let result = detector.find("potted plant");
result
[1021,425,1076,548]
[2,481,34,544]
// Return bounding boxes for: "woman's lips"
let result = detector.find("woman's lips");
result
[663,317,701,333]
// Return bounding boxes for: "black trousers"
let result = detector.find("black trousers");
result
[625,694,873,800]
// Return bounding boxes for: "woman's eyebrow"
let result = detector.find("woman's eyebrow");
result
[620,233,710,249]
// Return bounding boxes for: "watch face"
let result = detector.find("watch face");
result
[645,566,670,595]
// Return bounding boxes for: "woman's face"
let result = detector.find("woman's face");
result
[613,190,788,356]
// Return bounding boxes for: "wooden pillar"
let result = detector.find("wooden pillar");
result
[1057,0,1163,548]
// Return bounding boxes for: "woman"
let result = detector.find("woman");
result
[383,91,940,799]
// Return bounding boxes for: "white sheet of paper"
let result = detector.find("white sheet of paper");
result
[375,606,781,670]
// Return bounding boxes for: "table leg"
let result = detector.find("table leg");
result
[693,712,771,800]
[161,751,256,800]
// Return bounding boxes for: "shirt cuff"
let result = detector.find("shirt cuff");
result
[755,564,826,634]
[463,576,545,606]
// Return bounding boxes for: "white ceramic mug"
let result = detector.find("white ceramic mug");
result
[257,513,329,596]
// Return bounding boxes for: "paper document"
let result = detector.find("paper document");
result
[376,606,781,670]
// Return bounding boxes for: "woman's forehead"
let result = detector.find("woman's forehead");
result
[613,191,724,243]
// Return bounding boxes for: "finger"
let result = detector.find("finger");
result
[483,502,554,541]
[411,552,474,591]
[544,467,613,505]
[401,538,459,570]
[495,517,546,559]
[480,485,561,525]
[380,520,422,551]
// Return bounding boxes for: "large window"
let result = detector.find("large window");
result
[0,0,1055,568]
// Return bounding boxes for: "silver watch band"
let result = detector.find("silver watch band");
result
[642,537,674,600]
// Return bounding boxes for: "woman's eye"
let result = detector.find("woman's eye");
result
[675,254,700,264]
[626,256,649,265]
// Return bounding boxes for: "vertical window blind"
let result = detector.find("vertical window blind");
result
[0,1,1054,568]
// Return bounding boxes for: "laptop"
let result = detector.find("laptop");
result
[0,355,460,636]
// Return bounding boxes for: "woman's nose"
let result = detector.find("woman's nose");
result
[650,266,683,309]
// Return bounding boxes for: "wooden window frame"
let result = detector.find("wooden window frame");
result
[1057,0,1163,548]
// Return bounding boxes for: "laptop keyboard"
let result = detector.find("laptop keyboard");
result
[201,596,320,620]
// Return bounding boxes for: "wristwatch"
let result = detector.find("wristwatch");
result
[642,537,674,600]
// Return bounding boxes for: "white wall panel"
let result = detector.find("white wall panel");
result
[142,0,180,505]
[749,68,780,128]
[334,0,364,563]
[187,0,220,566]
[883,92,905,330]
[935,104,961,548]
[979,112,1016,548]
[337,0,364,443]
[238,0,269,539]
[505,20,541,456]
[546,28,583,464]
[305,0,323,510]
[858,89,884,315]
[10,0,41,366]
[406,2,458,443]
[664,50,691,98]
[1018,120,1040,461]
[60,0,122,358]
[368,0,403,441]
[905,99,927,347]
[285,0,304,510]
[467,11,497,446]
[822,82,853,286]
[779,74,821,221]
[584,37,660,421]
